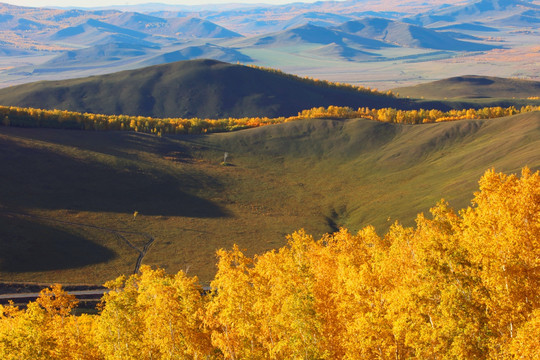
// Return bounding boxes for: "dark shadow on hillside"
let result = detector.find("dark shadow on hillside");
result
[0,213,116,272]
[7,129,200,166]
[0,136,228,217]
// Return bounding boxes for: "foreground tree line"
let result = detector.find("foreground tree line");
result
[0,168,538,359]
[1,104,539,135]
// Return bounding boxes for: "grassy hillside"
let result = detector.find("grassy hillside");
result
[1,111,539,285]
[2,60,536,123]
[237,23,393,49]
[394,75,540,99]
[0,59,413,119]
[139,45,252,67]
[335,18,497,51]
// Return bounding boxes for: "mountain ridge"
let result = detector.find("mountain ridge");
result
[394,75,540,99]
[0,59,416,118]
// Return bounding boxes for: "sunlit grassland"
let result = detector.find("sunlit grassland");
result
[1,111,539,285]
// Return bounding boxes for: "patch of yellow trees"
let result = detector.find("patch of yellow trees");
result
[0,167,539,359]
[1,105,539,135]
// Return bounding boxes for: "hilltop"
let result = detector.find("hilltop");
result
[0,59,416,118]
[394,75,540,99]
[1,60,535,120]
[0,0,537,90]
[334,17,497,51]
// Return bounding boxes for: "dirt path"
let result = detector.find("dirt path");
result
[0,209,154,274]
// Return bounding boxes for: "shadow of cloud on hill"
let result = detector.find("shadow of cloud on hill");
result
[0,213,116,272]
[0,135,228,218]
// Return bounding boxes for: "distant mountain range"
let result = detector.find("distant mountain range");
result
[0,0,538,88]
[104,12,243,38]
[406,0,540,25]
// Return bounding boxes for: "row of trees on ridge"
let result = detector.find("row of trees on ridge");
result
[1,105,539,135]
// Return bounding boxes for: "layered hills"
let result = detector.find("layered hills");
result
[103,12,242,38]
[1,59,537,120]
[407,0,540,26]
[0,59,420,118]
[2,0,537,90]
[334,18,497,51]
[139,44,252,66]
[236,23,394,49]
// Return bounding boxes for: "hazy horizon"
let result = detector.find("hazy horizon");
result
[3,0,331,8]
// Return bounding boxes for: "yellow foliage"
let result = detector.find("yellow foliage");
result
[1,104,538,136]
[0,167,538,359]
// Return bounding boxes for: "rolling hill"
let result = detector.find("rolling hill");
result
[279,12,354,30]
[0,41,31,56]
[43,43,154,67]
[102,12,243,39]
[487,11,540,26]
[430,22,500,32]
[0,59,418,119]
[50,18,156,47]
[140,44,252,66]
[408,0,540,26]
[237,23,394,49]
[394,75,540,99]
[0,0,537,92]
[1,110,539,284]
[304,43,381,61]
[335,17,498,51]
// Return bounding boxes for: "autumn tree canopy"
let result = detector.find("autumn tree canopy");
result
[0,167,538,359]
[1,104,539,135]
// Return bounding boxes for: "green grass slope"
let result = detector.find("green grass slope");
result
[0,59,415,119]
[1,111,539,284]
[394,75,540,100]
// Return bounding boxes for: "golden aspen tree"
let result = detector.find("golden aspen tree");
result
[136,266,213,360]
[327,227,396,359]
[272,230,326,359]
[205,245,258,359]
[248,249,285,358]
[460,168,540,357]
[250,230,326,359]
[96,275,146,360]
[36,284,79,318]
[506,309,540,360]
[0,302,50,359]
[380,222,418,359]
[35,284,93,360]
[62,314,103,360]
[406,202,488,359]
[0,285,99,360]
